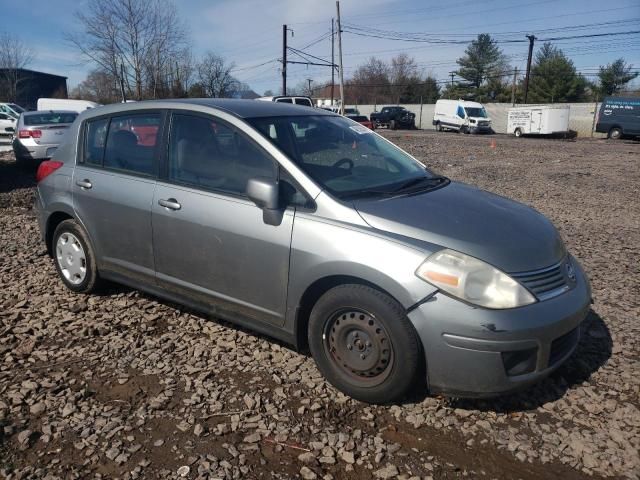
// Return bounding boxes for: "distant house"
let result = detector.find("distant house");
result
[0,68,68,110]
[313,84,339,107]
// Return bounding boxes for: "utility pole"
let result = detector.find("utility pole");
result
[307,78,313,96]
[336,1,345,115]
[331,18,335,107]
[449,72,455,87]
[119,62,127,103]
[511,68,518,106]
[282,24,288,96]
[523,35,536,104]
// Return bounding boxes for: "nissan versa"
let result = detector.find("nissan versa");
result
[34,99,591,403]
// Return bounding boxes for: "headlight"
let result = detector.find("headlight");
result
[416,249,536,309]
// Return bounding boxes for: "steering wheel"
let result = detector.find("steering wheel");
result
[333,158,354,170]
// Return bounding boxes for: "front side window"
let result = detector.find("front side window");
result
[296,98,313,107]
[103,113,159,175]
[456,106,466,119]
[84,118,109,166]
[276,98,293,104]
[248,115,437,199]
[168,114,276,195]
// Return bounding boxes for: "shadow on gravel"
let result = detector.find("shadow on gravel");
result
[0,156,36,194]
[447,310,612,413]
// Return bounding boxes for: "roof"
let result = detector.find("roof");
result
[80,98,333,119]
[0,68,67,80]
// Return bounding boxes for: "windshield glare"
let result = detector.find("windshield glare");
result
[248,115,432,198]
[464,107,487,118]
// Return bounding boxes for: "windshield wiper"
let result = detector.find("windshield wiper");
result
[392,175,449,193]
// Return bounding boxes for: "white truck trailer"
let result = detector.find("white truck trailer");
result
[507,105,570,137]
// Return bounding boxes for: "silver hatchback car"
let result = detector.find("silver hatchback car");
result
[35,99,591,403]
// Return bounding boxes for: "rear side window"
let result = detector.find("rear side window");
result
[103,113,160,175]
[276,98,293,104]
[168,113,276,196]
[296,98,313,107]
[84,118,109,166]
[24,112,77,126]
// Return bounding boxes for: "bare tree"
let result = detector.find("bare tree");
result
[0,32,35,102]
[70,69,120,104]
[197,52,239,98]
[67,0,187,100]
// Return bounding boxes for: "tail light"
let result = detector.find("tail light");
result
[36,160,63,182]
[19,129,42,139]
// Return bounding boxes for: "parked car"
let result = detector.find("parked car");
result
[35,99,591,404]
[256,96,314,107]
[0,112,17,137]
[12,110,78,164]
[595,96,640,140]
[433,99,492,134]
[507,105,570,137]
[37,98,100,113]
[370,106,416,129]
[0,102,27,119]
[347,114,375,130]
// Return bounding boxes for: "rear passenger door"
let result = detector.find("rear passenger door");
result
[151,111,294,326]
[73,111,164,284]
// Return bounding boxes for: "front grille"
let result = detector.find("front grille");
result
[511,259,569,301]
[549,327,580,366]
[478,121,489,126]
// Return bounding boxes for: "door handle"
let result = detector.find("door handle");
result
[158,198,181,211]
[76,179,92,189]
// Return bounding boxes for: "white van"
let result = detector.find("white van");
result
[507,105,570,137]
[433,99,492,134]
[256,96,314,108]
[37,98,100,113]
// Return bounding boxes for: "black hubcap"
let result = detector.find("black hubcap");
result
[324,310,393,386]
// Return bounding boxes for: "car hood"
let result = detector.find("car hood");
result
[354,181,565,273]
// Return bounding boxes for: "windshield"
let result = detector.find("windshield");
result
[464,107,487,118]
[247,115,440,199]
[24,112,78,126]
[8,104,25,113]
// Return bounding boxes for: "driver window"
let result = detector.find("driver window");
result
[456,106,466,118]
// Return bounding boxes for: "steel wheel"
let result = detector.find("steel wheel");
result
[56,232,87,285]
[323,309,394,387]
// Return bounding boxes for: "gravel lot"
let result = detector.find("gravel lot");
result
[0,132,638,480]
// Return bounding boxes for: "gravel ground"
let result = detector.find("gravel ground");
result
[0,132,638,480]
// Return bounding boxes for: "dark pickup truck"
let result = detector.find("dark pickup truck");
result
[370,106,416,130]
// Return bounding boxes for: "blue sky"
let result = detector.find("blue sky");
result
[4,0,640,95]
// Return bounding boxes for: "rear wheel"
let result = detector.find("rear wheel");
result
[435,122,442,132]
[52,219,101,294]
[390,119,397,130]
[514,128,523,138]
[608,127,623,140]
[308,284,421,404]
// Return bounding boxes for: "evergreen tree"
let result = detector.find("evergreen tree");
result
[456,34,508,89]
[528,43,586,103]
[597,59,638,96]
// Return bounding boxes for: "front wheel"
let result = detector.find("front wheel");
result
[308,284,422,404]
[608,127,623,140]
[390,119,397,130]
[52,219,101,293]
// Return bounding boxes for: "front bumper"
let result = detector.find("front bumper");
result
[470,125,492,133]
[408,259,591,397]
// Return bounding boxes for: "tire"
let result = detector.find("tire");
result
[514,128,523,138]
[52,219,101,294]
[308,284,421,404]
[435,122,442,132]
[461,126,470,134]
[608,127,623,140]
[390,119,397,130]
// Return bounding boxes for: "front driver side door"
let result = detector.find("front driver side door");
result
[151,112,294,326]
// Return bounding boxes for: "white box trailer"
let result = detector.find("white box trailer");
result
[507,105,570,137]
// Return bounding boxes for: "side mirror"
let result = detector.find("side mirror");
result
[246,177,283,226]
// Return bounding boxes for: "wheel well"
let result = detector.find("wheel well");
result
[45,212,73,256]
[294,275,397,352]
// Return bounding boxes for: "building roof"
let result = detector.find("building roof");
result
[0,68,67,80]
